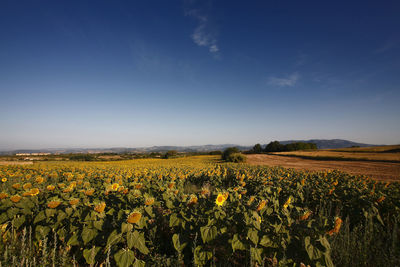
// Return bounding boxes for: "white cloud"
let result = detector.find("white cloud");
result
[185,8,219,54]
[268,72,300,87]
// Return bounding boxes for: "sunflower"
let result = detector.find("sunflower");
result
[29,188,40,196]
[256,200,267,211]
[94,202,106,213]
[35,176,44,184]
[1,178,7,183]
[47,200,62,209]
[127,211,142,224]
[12,183,21,190]
[46,185,56,191]
[215,193,227,206]
[0,192,8,199]
[187,194,198,206]
[377,196,385,203]
[111,183,119,191]
[299,211,312,221]
[10,195,22,203]
[283,196,292,209]
[327,217,343,236]
[69,198,79,206]
[85,188,95,196]
[144,197,155,206]
[23,183,32,190]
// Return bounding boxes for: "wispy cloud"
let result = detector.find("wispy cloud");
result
[185,4,219,54]
[375,40,398,54]
[268,72,300,87]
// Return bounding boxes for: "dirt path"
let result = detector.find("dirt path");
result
[247,154,400,181]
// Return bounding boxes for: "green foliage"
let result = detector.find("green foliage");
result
[162,150,178,159]
[264,141,317,152]
[226,152,246,163]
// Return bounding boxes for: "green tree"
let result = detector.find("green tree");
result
[252,144,263,153]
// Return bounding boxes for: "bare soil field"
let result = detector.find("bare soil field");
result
[247,154,400,181]
[273,150,400,162]
[273,145,400,162]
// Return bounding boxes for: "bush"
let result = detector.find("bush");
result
[222,147,240,161]
[226,152,246,163]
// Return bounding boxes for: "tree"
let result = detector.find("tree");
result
[264,141,284,152]
[163,150,178,159]
[252,144,263,153]
[222,147,240,161]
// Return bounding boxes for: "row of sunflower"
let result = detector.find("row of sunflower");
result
[0,156,399,266]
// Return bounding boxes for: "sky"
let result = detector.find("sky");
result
[1,0,400,150]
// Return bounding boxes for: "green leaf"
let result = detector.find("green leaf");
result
[7,207,19,219]
[35,225,50,240]
[144,206,154,217]
[12,215,25,229]
[82,227,97,245]
[169,213,181,227]
[65,208,73,216]
[231,234,246,251]
[121,222,133,233]
[83,246,101,264]
[260,235,275,248]
[114,249,135,267]
[247,229,259,245]
[194,246,212,265]
[305,236,323,260]
[94,220,104,231]
[172,233,187,253]
[132,259,146,267]
[45,208,57,218]
[33,211,46,224]
[0,212,8,224]
[107,230,122,247]
[250,247,263,264]
[67,232,79,246]
[200,225,217,244]
[128,230,149,255]
[57,211,67,222]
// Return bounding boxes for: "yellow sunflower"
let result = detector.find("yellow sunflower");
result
[127,211,142,224]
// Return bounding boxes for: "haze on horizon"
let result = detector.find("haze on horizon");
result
[1,0,400,150]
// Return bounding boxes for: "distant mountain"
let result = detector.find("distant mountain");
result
[279,139,377,149]
[0,144,252,155]
[0,140,380,155]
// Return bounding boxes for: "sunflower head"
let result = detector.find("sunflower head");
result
[94,202,106,213]
[215,193,226,206]
[127,211,142,224]
[47,200,62,209]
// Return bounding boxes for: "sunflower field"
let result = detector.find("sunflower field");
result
[0,156,399,266]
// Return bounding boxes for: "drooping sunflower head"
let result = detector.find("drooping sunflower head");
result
[29,188,40,196]
[94,202,106,213]
[144,197,155,206]
[127,211,142,224]
[46,185,56,191]
[47,200,62,209]
[10,195,22,203]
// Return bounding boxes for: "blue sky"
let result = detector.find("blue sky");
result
[1,0,399,150]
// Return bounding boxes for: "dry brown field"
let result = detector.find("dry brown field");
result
[247,154,400,181]
[272,145,400,162]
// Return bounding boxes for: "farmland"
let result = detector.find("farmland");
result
[0,156,399,266]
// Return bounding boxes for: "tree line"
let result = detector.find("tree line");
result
[251,141,317,153]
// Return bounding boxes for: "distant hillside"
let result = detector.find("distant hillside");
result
[279,139,378,149]
[0,144,252,155]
